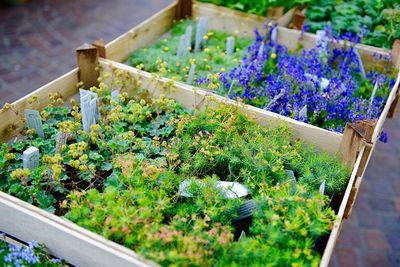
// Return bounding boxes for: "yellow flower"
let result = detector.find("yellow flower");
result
[203,35,209,40]
[2,103,13,111]
[5,153,16,160]
[204,47,210,52]
[220,67,226,72]
[271,53,277,59]
[163,46,169,52]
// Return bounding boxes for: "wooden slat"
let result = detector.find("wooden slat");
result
[100,58,342,155]
[371,70,400,142]
[0,192,156,267]
[105,1,177,62]
[320,144,366,267]
[0,68,79,143]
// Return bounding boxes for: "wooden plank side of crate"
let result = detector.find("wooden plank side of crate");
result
[105,1,177,63]
[192,1,391,70]
[0,68,79,143]
[99,58,342,155]
[371,70,400,142]
[320,144,366,267]
[0,192,155,267]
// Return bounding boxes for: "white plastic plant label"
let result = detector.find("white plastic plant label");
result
[23,146,39,170]
[226,36,235,55]
[25,109,44,137]
[178,179,249,199]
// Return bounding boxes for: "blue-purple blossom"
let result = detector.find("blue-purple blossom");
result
[197,24,396,141]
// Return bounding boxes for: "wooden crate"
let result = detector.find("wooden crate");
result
[0,57,368,267]
[0,47,391,267]
[0,1,398,266]
[102,0,400,215]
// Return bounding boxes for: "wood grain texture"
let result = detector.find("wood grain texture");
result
[176,0,192,20]
[0,68,79,143]
[105,2,177,62]
[76,43,99,89]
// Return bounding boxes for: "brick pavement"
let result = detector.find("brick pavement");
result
[0,1,399,266]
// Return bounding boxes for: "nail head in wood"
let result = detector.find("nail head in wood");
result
[76,43,99,89]
[176,0,192,20]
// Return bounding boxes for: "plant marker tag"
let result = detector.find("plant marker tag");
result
[187,63,196,85]
[368,81,379,115]
[89,98,97,125]
[178,179,249,199]
[316,30,328,62]
[285,169,297,193]
[238,230,246,241]
[111,90,120,104]
[185,25,193,52]
[55,132,68,154]
[216,181,249,199]
[299,105,308,120]
[80,89,99,117]
[81,94,91,132]
[23,147,39,170]
[234,199,257,221]
[80,89,98,132]
[195,17,208,53]
[227,79,236,96]
[270,26,278,44]
[257,42,265,59]
[226,36,235,55]
[304,73,330,89]
[353,48,366,79]
[319,180,326,195]
[25,109,44,137]
[177,35,187,57]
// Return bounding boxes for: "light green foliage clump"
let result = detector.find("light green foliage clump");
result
[129,20,252,90]
[0,70,350,266]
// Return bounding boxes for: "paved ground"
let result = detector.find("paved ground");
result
[0,0,399,266]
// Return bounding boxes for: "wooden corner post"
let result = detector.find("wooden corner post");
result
[175,0,192,20]
[92,39,106,58]
[340,120,377,219]
[76,43,99,89]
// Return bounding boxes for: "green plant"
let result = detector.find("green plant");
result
[0,69,350,266]
[306,0,400,48]
[197,0,309,15]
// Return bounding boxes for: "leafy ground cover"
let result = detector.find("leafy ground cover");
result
[197,0,305,16]
[197,0,400,49]
[0,70,350,266]
[306,0,400,49]
[0,235,66,266]
[130,20,397,140]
